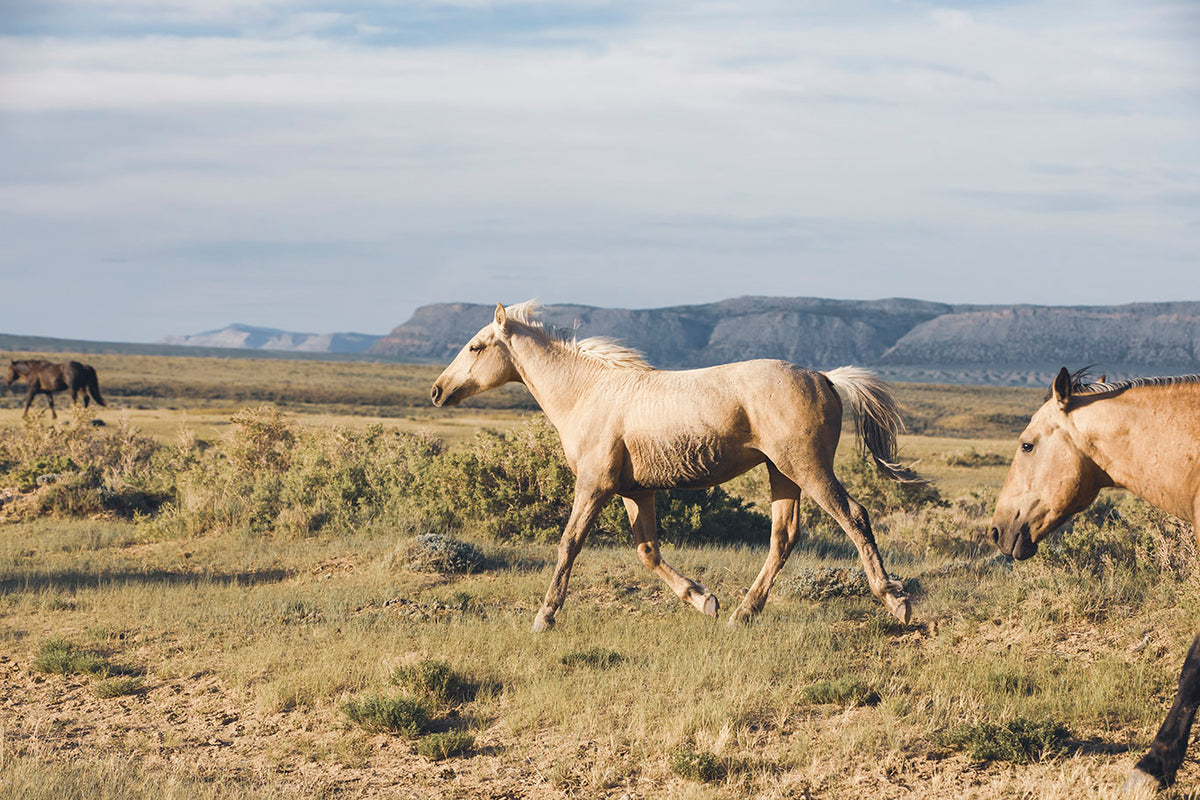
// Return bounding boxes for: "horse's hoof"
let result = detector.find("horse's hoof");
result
[702,593,719,619]
[1121,768,1163,796]
[531,612,556,633]
[886,594,912,625]
[725,609,754,629]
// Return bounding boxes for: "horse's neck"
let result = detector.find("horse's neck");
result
[508,336,606,428]
[1076,388,1200,522]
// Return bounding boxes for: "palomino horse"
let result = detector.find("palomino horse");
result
[431,301,915,632]
[6,359,106,419]
[991,367,1200,793]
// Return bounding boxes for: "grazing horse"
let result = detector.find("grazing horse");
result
[6,359,106,419]
[990,367,1200,793]
[430,300,915,632]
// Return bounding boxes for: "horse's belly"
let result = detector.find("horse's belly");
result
[622,434,758,491]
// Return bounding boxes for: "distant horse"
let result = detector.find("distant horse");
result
[6,359,106,419]
[991,367,1200,793]
[431,300,916,632]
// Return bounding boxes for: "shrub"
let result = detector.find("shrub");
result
[401,534,485,574]
[93,676,144,698]
[33,638,116,678]
[779,567,871,601]
[1042,494,1198,581]
[341,694,428,737]
[417,731,475,761]
[799,676,880,707]
[10,454,78,492]
[939,717,1070,764]
[393,659,476,704]
[560,647,625,670]
[669,747,726,783]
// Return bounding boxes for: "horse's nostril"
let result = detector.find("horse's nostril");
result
[431,385,442,404]
[989,527,1000,545]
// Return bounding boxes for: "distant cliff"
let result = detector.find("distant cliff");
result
[161,324,380,355]
[368,297,1200,384]
[151,298,1200,386]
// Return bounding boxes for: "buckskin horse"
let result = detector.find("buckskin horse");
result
[991,367,1200,793]
[7,359,106,419]
[430,300,917,632]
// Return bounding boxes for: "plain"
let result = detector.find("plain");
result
[1,352,1197,799]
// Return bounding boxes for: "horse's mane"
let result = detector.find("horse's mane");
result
[506,300,653,371]
[1063,367,1200,398]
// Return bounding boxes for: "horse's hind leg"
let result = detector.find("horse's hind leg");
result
[622,493,718,618]
[45,392,57,420]
[728,465,803,627]
[801,471,910,624]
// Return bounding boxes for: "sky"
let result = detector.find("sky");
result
[1,0,1198,343]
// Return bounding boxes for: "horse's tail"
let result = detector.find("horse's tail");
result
[821,366,920,484]
[84,366,106,406]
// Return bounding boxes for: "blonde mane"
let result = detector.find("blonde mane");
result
[505,300,653,371]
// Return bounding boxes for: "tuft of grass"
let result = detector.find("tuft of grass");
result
[93,676,144,699]
[669,747,726,783]
[939,717,1071,764]
[560,647,625,670]
[341,694,428,737]
[800,676,881,707]
[416,731,475,761]
[392,659,476,705]
[33,638,117,678]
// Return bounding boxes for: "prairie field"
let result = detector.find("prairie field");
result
[1,352,1197,799]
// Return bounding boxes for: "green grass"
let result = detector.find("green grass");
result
[33,638,119,678]
[939,717,1072,764]
[416,731,476,761]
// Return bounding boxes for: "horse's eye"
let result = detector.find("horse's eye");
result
[468,343,485,353]
[1020,442,1034,453]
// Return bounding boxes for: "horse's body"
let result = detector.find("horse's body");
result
[6,359,106,419]
[991,368,1200,792]
[431,301,914,632]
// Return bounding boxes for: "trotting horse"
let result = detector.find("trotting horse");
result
[990,367,1200,793]
[6,359,106,419]
[430,301,915,632]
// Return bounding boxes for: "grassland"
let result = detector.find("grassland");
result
[1,351,1195,799]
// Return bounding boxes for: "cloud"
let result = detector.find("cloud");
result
[0,0,1197,340]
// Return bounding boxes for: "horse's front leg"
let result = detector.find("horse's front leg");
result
[531,480,613,633]
[45,391,57,420]
[621,493,718,618]
[1124,630,1200,793]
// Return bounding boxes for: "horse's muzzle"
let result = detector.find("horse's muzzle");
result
[990,523,1038,560]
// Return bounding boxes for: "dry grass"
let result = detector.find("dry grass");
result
[1,514,1198,799]
[2,352,1194,799]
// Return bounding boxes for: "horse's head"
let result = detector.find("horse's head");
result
[430,303,523,407]
[989,367,1107,559]
[6,361,19,385]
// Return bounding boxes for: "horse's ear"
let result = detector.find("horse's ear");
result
[1052,366,1072,409]
[494,303,510,334]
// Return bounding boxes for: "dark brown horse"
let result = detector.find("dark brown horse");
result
[6,359,106,419]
